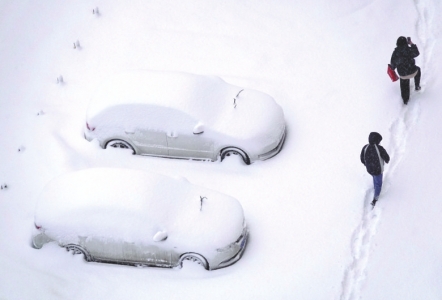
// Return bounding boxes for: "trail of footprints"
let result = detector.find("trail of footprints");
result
[339,0,436,299]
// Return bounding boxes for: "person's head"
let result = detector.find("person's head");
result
[369,132,382,145]
[396,36,408,47]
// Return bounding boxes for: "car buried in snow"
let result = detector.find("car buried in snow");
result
[84,70,286,165]
[32,168,248,270]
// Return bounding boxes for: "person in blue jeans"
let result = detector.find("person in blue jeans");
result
[360,132,390,206]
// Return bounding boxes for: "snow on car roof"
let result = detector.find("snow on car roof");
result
[88,70,239,124]
[87,70,285,141]
[35,168,244,249]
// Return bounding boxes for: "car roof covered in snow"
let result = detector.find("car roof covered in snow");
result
[86,70,284,141]
[35,168,244,249]
[87,70,241,123]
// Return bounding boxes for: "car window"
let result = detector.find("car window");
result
[91,104,199,133]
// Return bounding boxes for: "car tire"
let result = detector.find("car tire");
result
[179,253,209,270]
[65,244,92,262]
[220,147,250,165]
[105,139,136,155]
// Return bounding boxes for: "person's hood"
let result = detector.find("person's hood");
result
[369,132,382,145]
[396,36,408,47]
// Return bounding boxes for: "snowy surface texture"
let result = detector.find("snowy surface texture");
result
[35,168,244,250]
[1,0,442,299]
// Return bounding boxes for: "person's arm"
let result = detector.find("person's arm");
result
[360,146,367,165]
[410,44,420,58]
[408,37,420,57]
[390,50,399,70]
[379,146,390,164]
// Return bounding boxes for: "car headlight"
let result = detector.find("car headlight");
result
[216,222,247,252]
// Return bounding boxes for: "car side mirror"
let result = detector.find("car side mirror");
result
[193,122,204,135]
[153,230,168,242]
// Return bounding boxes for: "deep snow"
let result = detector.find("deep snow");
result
[1,0,442,299]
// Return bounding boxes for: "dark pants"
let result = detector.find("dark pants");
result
[400,66,421,104]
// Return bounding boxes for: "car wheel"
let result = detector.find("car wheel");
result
[220,147,250,165]
[105,139,135,155]
[179,253,209,270]
[65,244,92,262]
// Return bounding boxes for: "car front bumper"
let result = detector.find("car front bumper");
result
[258,126,286,161]
[213,227,249,270]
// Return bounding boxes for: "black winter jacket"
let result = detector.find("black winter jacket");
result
[390,44,419,77]
[360,132,390,176]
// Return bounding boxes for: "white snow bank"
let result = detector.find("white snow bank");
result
[34,168,245,250]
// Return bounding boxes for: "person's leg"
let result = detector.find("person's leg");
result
[373,173,383,200]
[400,78,410,104]
[414,66,421,90]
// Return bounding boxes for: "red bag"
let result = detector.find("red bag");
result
[387,64,399,82]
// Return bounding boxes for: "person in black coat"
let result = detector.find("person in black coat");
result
[360,132,390,206]
[389,36,421,104]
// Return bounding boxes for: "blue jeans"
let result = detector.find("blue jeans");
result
[372,174,383,200]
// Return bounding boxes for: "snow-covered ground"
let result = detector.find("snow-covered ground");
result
[1,0,441,299]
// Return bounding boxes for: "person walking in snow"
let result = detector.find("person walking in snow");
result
[360,132,390,207]
[389,36,421,105]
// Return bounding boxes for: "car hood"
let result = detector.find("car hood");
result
[209,89,285,147]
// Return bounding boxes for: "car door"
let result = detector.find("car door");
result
[118,104,169,157]
[130,128,168,156]
[82,237,125,263]
[83,237,170,266]
[164,110,214,159]
[167,132,214,160]
[122,241,178,267]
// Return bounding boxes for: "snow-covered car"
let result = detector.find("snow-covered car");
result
[32,168,248,270]
[84,70,286,164]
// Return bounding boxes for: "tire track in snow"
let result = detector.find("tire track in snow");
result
[339,1,435,299]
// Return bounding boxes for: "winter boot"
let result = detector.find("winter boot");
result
[415,86,421,91]
[371,198,378,207]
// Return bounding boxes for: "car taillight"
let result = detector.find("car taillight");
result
[86,122,95,131]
